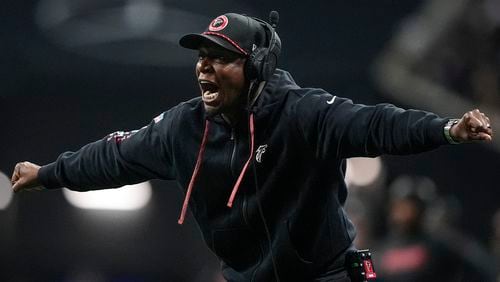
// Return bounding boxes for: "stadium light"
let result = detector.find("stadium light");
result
[0,170,13,210]
[63,181,152,211]
[345,157,383,187]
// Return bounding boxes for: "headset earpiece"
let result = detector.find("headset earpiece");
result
[245,47,273,81]
[244,13,281,82]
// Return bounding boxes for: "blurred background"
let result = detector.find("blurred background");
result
[0,0,498,281]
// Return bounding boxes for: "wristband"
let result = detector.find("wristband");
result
[444,119,460,144]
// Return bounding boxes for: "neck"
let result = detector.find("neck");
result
[222,108,245,125]
[221,85,252,125]
[219,80,265,125]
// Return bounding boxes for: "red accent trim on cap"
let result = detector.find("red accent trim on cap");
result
[202,31,248,56]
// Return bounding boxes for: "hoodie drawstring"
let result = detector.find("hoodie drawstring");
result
[227,113,255,207]
[178,113,255,224]
[178,119,211,225]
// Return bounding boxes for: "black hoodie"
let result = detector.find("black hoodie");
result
[38,69,449,281]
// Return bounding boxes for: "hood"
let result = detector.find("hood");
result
[252,68,301,114]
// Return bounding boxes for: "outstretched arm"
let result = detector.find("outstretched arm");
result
[294,90,493,159]
[10,111,176,193]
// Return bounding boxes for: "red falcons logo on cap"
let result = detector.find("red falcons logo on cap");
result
[209,15,228,31]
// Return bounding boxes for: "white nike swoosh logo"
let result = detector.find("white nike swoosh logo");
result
[327,96,336,104]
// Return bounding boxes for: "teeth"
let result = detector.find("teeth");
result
[203,90,218,101]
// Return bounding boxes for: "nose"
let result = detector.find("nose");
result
[197,57,214,74]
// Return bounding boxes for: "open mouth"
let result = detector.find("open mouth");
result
[199,80,220,105]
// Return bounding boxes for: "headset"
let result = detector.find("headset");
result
[245,11,282,82]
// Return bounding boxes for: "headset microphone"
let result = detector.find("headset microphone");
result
[269,11,279,28]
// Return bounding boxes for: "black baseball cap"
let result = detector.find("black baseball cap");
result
[179,13,267,56]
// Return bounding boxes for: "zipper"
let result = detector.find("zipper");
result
[230,127,238,177]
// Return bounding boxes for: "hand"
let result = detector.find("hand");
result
[450,109,493,143]
[11,161,44,193]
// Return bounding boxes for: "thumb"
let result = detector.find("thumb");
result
[11,163,21,184]
[12,179,26,193]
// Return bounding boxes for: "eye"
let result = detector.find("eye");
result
[215,56,228,63]
[198,50,208,60]
[215,54,240,64]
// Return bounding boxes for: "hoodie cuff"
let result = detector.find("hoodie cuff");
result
[429,117,450,145]
[38,162,63,189]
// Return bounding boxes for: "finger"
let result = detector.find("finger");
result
[471,132,493,142]
[12,179,24,193]
[471,120,493,135]
[11,163,21,184]
[471,110,492,129]
[477,113,491,130]
[480,113,490,125]
[472,109,481,115]
[479,119,492,133]
[479,133,492,142]
[469,109,485,119]
[475,124,493,134]
[467,115,485,133]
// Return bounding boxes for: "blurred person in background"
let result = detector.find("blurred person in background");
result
[10,11,494,282]
[376,176,495,282]
[425,0,500,106]
[426,196,497,281]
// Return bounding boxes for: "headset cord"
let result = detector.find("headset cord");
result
[252,161,281,282]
